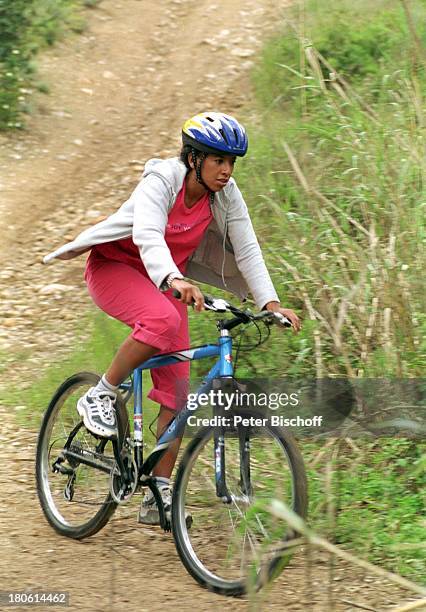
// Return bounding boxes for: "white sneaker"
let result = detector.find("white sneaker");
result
[138,485,172,525]
[77,387,117,438]
[138,485,192,528]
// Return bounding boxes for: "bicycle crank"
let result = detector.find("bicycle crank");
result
[109,457,138,504]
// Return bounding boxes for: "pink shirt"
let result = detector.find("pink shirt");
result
[92,180,212,278]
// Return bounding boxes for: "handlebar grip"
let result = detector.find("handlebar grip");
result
[173,289,214,308]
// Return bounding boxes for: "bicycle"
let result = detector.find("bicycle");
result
[36,293,308,596]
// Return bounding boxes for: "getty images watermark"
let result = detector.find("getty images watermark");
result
[185,389,324,429]
[179,378,425,438]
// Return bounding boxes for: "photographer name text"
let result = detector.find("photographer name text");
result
[187,415,324,428]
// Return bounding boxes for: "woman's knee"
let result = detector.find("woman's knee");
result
[158,302,182,336]
[133,301,182,350]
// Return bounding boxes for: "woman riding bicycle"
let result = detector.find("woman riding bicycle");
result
[44,111,300,524]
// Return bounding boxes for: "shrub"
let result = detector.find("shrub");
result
[0,0,91,129]
[243,0,425,378]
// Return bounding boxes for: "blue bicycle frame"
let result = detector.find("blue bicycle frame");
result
[118,328,234,488]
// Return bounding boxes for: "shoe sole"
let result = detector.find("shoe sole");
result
[138,509,192,529]
[138,508,163,525]
[77,400,117,439]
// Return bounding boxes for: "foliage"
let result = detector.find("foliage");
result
[231,0,426,582]
[255,0,426,109]
[303,438,426,583]
[239,0,426,378]
[0,0,92,129]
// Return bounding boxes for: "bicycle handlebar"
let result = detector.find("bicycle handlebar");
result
[172,290,292,329]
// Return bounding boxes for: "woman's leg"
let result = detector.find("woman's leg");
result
[139,293,190,524]
[81,256,184,437]
[85,256,183,381]
[149,292,190,480]
[105,336,157,387]
[152,406,181,479]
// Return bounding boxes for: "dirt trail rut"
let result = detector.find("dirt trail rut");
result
[0,1,417,610]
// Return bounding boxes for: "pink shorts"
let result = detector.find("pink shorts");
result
[85,252,189,411]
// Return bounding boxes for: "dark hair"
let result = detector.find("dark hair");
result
[179,144,215,203]
[179,145,206,170]
[179,144,192,169]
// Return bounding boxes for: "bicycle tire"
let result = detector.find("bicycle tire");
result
[36,372,129,539]
[172,408,308,596]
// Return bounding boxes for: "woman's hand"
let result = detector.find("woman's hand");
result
[171,279,205,312]
[265,301,301,332]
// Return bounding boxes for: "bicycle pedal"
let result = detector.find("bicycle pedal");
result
[64,473,76,502]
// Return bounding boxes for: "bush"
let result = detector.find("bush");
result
[316,12,405,79]
[240,0,426,378]
[254,0,426,112]
[0,0,33,128]
[0,0,91,129]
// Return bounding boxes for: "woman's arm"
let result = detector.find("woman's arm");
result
[225,181,278,306]
[263,300,301,331]
[131,174,182,289]
[226,181,300,330]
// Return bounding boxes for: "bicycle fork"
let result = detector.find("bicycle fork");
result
[214,423,252,504]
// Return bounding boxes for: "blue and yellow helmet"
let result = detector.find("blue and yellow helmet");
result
[182,112,248,157]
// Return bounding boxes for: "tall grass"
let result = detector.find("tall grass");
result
[227,0,426,585]
[303,438,425,583]
[231,0,425,378]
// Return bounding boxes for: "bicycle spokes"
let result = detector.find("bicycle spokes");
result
[172,411,305,593]
[36,373,127,538]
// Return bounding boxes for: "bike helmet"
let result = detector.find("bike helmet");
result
[182,112,248,157]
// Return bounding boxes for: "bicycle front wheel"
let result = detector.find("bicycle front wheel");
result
[36,372,129,539]
[172,408,308,596]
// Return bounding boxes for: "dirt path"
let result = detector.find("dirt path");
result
[0,0,276,251]
[0,1,419,610]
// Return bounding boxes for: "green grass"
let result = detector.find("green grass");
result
[232,0,426,583]
[303,438,425,583]
[236,0,426,581]
[232,0,425,378]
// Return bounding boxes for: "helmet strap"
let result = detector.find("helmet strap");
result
[191,148,214,202]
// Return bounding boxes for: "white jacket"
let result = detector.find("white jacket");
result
[44,158,279,309]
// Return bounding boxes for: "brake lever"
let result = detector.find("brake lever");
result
[272,312,292,328]
[204,296,230,312]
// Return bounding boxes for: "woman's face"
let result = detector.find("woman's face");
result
[192,153,237,192]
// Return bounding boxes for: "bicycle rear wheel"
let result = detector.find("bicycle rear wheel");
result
[36,372,129,539]
[172,408,308,596]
